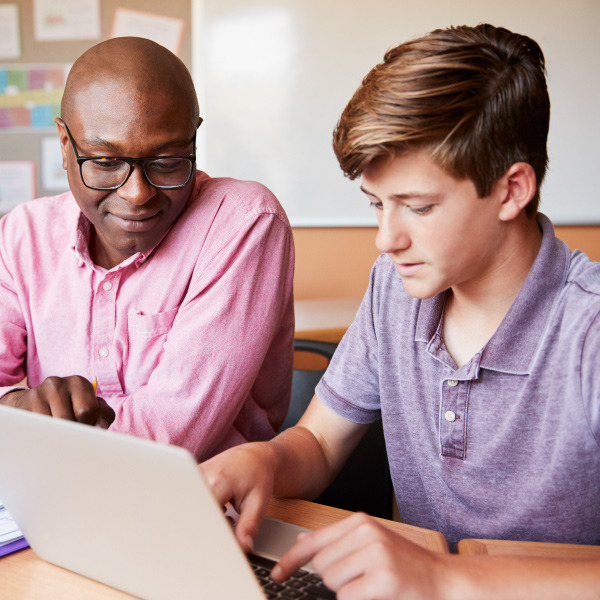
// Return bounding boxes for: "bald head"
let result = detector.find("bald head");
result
[61,37,199,128]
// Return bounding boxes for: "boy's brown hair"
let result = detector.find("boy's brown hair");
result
[333,24,550,215]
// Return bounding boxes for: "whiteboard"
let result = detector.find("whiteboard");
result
[194,0,600,225]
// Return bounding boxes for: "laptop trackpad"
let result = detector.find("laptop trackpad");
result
[254,517,315,571]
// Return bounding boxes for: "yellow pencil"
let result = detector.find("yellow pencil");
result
[91,377,97,395]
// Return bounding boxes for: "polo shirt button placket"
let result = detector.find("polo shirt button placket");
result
[445,380,459,425]
[440,377,465,458]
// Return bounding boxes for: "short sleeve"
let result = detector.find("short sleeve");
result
[581,308,600,446]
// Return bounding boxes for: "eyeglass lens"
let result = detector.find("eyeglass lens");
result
[81,157,194,190]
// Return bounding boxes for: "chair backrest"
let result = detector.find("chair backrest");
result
[280,338,338,432]
[281,338,394,520]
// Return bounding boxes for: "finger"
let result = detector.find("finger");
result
[40,377,77,421]
[335,569,399,600]
[29,391,54,417]
[200,461,235,507]
[316,542,380,594]
[272,513,369,581]
[310,515,385,576]
[95,396,115,427]
[69,376,102,424]
[236,489,270,553]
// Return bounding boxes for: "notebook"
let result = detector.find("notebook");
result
[0,499,28,556]
[0,404,331,600]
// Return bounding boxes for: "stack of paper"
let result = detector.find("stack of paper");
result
[0,500,28,557]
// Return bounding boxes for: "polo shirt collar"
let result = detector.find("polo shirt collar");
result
[415,214,571,375]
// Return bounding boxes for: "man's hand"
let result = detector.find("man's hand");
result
[0,375,115,428]
[271,512,447,600]
[200,442,277,553]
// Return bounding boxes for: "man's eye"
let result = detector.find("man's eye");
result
[369,201,383,210]
[90,159,122,170]
[149,159,184,171]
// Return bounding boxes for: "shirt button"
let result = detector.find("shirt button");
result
[102,281,112,291]
[99,347,109,358]
[447,379,458,387]
[445,410,456,422]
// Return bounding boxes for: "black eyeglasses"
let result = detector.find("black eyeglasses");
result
[61,121,197,191]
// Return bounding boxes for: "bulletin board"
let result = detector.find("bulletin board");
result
[198,0,600,225]
[0,0,192,211]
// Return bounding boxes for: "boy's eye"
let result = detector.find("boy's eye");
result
[411,205,433,215]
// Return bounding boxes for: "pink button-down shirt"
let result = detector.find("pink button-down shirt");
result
[0,172,295,460]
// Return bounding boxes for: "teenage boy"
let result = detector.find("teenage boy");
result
[201,24,600,598]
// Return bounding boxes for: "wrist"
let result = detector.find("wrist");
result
[428,553,476,600]
[0,388,27,407]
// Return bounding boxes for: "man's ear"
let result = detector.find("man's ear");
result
[497,162,537,221]
[55,117,70,171]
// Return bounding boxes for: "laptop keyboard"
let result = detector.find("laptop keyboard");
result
[249,553,336,599]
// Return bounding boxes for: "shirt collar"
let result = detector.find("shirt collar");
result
[70,204,165,272]
[415,214,571,375]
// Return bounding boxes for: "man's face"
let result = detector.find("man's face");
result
[361,151,507,300]
[58,80,197,270]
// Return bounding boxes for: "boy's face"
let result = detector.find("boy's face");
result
[361,150,507,300]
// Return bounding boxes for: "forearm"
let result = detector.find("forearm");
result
[269,426,338,500]
[444,555,600,600]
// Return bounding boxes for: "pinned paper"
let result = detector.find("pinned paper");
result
[0,161,36,214]
[0,64,69,130]
[41,137,68,192]
[0,4,21,60]
[111,8,184,56]
[33,0,100,42]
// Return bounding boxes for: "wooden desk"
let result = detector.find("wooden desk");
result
[4,498,597,599]
[458,537,600,558]
[294,298,361,343]
[0,497,445,600]
[267,498,448,554]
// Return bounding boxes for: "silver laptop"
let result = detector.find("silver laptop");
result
[0,404,324,600]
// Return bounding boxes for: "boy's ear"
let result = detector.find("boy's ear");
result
[497,162,537,221]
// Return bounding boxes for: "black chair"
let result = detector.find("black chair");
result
[280,338,394,519]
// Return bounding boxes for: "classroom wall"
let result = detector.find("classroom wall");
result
[199,0,600,226]
[293,226,600,300]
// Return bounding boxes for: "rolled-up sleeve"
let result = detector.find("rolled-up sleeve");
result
[0,213,29,396]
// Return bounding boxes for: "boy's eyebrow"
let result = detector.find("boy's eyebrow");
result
[360,185,376,196]
[360,185,440,201]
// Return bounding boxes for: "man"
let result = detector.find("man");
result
[0,37,294,461]
[201,24,600,598]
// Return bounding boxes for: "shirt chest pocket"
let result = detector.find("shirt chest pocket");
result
[125,306,180,392]
[127,306,179,339]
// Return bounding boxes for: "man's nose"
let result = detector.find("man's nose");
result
[117,165,156,206]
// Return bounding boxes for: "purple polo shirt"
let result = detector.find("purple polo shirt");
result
[316,214,600,548]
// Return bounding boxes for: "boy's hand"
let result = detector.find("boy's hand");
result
[200,442,277,553]
[271,512,446,600]
[0,375,114,428]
